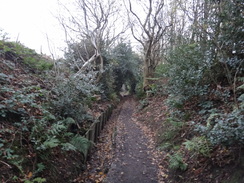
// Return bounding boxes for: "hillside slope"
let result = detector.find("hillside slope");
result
[0,40,112,182]
[135,94,244,183]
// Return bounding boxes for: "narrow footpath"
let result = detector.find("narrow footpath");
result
[104,98,158,183]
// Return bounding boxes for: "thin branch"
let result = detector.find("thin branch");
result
[0,160,12,168]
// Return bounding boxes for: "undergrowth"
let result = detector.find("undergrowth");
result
[0,40,95,182]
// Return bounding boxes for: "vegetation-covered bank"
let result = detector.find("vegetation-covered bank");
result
[134,0,244,182]
[0,40,90,183]
[136,93,243,182]
[0,31,141,182]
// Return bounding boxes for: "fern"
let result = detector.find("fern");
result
[183,136,212,157]
[49,123,66,135]
[70,135,91,161]
[35,163,45,174]
[168,153,187,171]
[61,142,77,151]
[237,77,244,93]
[237,84,244,90]
[158,142,172,151]
[63,117,76,125]
[40,138,60,150]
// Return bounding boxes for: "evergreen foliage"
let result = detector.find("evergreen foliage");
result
[166,43,208,99]
[70,135,91,161]
[153,0,244,179]
[168,153,187,171]
[197,106,244,146]
[111,42,141,94]
[183,136,212,157]
[51,76,98,122]
[0,39,97,182]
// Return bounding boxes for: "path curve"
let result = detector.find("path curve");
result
[104,98,158,183]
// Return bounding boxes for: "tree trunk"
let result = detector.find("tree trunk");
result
[143,59,150,88]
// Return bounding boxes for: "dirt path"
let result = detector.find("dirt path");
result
[104,98,158,183]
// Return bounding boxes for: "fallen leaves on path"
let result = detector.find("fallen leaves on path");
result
[132,97,169,183]
[75,96,169,183]
[73,104,122,183]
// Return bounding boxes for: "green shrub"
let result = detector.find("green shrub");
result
[196,106,244,145]
[0,85,47,117]
[24,56,53,70]
[109,92,119,102]
[164,43,208,100]
[0,80,92,180]
[51,76,99,123]
[166,95,184,110]
[155,63,170,78]
[100,67,117,99]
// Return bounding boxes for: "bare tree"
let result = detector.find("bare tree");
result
[58,0,126,79]
[126,0,171,88]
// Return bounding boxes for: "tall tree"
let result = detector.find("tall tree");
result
[126,0,171,88]
[58,0,125,79]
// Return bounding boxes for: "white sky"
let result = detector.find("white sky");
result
[0,0,149,58]
[0,0,67,58]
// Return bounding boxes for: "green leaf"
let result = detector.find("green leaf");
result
[70,135,91,161]
[41,138,60,149]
